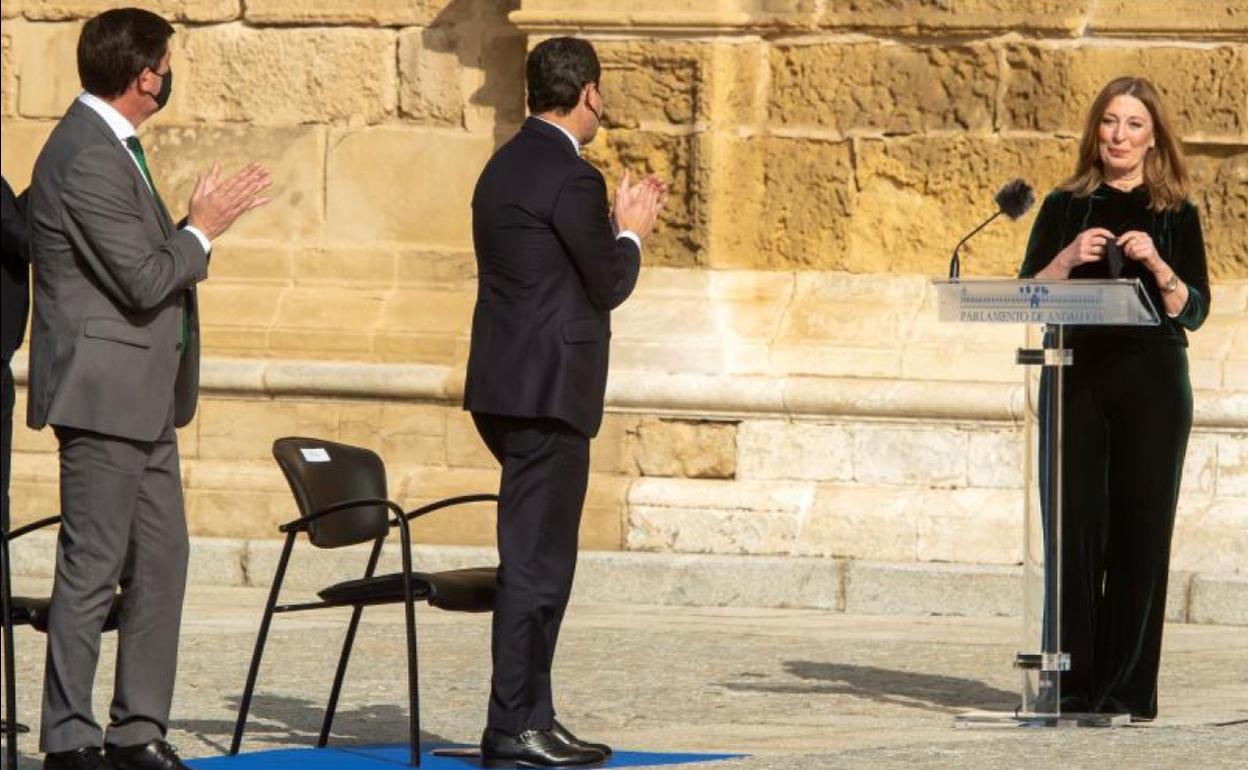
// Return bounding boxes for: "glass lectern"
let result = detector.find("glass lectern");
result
[933,278,1160,727]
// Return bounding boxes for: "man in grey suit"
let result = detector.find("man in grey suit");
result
[25,8,270,770]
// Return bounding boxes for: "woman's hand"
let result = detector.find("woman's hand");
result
[1059,228,1115,270]
[1036,227,1113,279]
[1117,230,1162,271]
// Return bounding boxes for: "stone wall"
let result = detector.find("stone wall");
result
[2,1,1246,576]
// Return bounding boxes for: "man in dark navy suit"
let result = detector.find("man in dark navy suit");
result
[1,174,30,535]
[465,36,665,768]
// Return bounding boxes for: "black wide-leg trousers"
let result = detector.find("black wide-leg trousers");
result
[1045,342,1192,719]
[472,413,590,734]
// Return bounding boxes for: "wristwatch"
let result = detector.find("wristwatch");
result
[1162,273,1180,293]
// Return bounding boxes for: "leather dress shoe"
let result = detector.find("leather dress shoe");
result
[104,740,189,770]
[43,747,110,770]
[480,727,605,768]
[551,719,612,758]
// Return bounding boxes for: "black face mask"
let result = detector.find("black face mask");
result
[152,68,172,111]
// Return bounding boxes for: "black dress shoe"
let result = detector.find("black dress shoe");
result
[480,727,605,768]
[551,719,612,758]
[43,747,109,770]
[104,740,189,770]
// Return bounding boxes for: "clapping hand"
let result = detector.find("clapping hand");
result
[187,161,272,241]
[612,169,668,241]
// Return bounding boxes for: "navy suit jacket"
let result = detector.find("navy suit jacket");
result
[464,117,641,438]
[1,176,30,363]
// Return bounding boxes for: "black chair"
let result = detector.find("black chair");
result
[2,516,122,770]
[229,437,499,768]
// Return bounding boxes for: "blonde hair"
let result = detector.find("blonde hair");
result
[1060,77,1188,212]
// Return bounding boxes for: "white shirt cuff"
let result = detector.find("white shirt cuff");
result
[617,230,641,251]
[183,225,211,255]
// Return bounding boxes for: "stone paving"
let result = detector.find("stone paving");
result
[4,579,1247,770]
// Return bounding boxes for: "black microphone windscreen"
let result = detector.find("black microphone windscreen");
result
[995,178,1035,220]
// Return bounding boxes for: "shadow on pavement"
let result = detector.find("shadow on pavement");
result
[172,694,452,755]
[718,661,1018,714]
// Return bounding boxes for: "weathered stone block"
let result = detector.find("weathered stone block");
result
[0,124,32,195]
[463,25,527,135]
[378,287,474,337]
[21,1,239,21]
[1002,43,1248,141]
[1089,1,1248,39]
[245,0,460,26]
[852,424,968,487]
[1189,573,1248,627]
[1182,433,1219,497]
[374,403,447,467]
[272,288,389,360]
[732,137,853,270]
[202,241,293,284]
[1216,432,1248,497]
[197,282,286,334]
[774,272,925,353]
[852,136,1077,276]
[1172,496,1248,574]
[176,24,396,125]
[196,399,339,461]
[820,0,1087,36]
[595,40,702,128]
[1188,150,1248,279]
[396,249,476,286]
[736,420,854,482]
[326,127,493,246]
[292,246,397,287]
[843,561,1021,617]
[10,20,79,118]
[399,26,464,126]
[571,550,844,610]
[1,28,16,115]
[627,418,737,479]
[185,537,247,586]
[626,478,814,554]
[770,42,997,133]
[802,484,1021,564]
[145,125,325,243]
[582,128,703,267]
[587,413,643,475]
[967,428,1024,489]
[1,1,23,19]
[183,459,290,538]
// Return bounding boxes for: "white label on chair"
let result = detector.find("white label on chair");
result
[300,447,331,462]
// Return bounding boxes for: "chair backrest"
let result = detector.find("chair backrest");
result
[272,437,391,549]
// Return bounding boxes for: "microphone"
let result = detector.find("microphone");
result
[948,178,1035,279]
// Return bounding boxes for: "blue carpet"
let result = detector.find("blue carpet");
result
[188,744,744,769]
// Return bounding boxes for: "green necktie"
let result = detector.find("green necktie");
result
[125,135,189,353]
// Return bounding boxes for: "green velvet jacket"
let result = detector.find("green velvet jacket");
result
[1018,184,1211,347]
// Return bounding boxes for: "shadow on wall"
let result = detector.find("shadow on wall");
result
[428,0,528,149]
[717,661,1018,714]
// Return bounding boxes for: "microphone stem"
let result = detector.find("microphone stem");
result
[948,209,1002,279]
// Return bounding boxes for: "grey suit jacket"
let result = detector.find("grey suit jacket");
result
[26,100,209,442]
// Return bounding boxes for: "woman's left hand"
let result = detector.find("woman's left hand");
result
[1117,230,1161,269]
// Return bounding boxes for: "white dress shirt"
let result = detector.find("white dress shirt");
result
[77,92,211,254]
[534,116,642,252]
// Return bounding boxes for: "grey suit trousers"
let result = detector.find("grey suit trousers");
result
[40,416,188,752]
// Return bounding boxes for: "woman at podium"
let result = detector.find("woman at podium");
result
[1017,77,1210,721]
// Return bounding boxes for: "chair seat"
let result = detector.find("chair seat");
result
[9,595,122,634]
[317,567,496,612]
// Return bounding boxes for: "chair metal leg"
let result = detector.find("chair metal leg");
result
[230,532,296,756]
[2,535,19,770]
[318,538,385,748]
[396,519,421,768]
